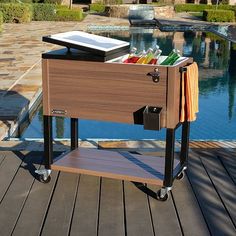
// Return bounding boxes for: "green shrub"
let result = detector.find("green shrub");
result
[0,0,35,2]
[175,4,213,13]
[0,3,32,23]
[56,8,83,21]
[44,0,63,4]
[232,43,236,50]
[0,0,18,3]
[103,0,123,4]
[203,9,234,22]
[0,11,3,32]
[32,3,56,21]
[55,4,69,10]
[220,0,229,4]
[21,0,33,3]
[89,3,105,13]
[175,3,236,14]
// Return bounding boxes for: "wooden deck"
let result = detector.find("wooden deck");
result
[0,146,235,236]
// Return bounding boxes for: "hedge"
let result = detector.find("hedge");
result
[89,3,105,13]
[175,4,212,13]
[174,4,235,13]
[56,8,83,21]
[32,3,56,21]
[0,3,85,22]
[203,9,234,22]
[0,0,19,3]
[0,3,32,23]
[0,0,35,2]
[0,11,3,32]
[44,0,63,4]
[103,0,123,4]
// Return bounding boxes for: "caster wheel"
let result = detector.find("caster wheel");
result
[176,171,185,180]
[39,174,51,183]
[156,189,170,201]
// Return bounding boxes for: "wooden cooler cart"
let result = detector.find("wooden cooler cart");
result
[37,31,193,201]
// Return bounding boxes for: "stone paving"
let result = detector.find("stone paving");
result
[0,16,129,140]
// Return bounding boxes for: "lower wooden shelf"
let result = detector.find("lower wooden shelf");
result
[52,148,180,186]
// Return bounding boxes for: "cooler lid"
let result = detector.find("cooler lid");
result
[43,31,130,57]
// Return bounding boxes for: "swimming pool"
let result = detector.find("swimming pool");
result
[20,29,236,140]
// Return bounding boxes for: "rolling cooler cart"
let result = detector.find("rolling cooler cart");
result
[36,31,194,201]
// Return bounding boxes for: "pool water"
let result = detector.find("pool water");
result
[21,29,236,140]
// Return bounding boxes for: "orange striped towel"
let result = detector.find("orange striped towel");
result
[180,62,199,122]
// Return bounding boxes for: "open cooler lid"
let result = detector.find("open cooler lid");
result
[43,31,130,57]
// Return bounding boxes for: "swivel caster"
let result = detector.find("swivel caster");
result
[176,166,187,180]
[176,171,185,180]
[35,169,52,184]
[156,187,171,201]
[39,174,51,183]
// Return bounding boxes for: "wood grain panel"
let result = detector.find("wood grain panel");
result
[51,148,179,185]
[42,60,50,114]
[43,59,168,127]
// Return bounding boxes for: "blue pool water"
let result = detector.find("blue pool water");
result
[21,29,236,140]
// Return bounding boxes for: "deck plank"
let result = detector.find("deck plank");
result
[187,151,236,235]
[147,184,182,236]
[41,172,79,236]
[70,174,100,236]
[196,149,236,227]
[0,151,42,236]
[172,177,210,236]
[0,151,24,202]
[124,181,154,236]
[217,149,236,184]
[0,148,235,236]
[0,152,6,167]
[51,148,180,185]
[12,162,59,236]
[98,178,125,236]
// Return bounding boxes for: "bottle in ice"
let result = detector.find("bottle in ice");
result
[160,49,180,65]
[169,49,181,65]
[148,46,162,65]
[142,48,155,64]
[135,50,148,64]
[123,47,140,64]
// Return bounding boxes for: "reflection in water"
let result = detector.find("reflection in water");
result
[56,117,64,138]
[228,43,236,120]
[22,29,236,140]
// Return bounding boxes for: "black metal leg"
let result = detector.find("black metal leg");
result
[71,118,78,151]
[163,128,175,187]
[180,121,190,166]
[44,115,53,169]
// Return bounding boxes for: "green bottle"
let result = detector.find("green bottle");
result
[169,50,181,65]
[160,49,176,65]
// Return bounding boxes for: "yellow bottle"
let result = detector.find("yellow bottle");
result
[136,50,147,64]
